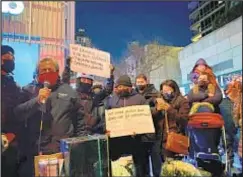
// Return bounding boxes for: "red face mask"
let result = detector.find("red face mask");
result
[38,72,59,86]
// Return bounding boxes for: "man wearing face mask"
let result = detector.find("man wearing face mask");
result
[135,74,162,177]
[14,58,84,177]
[187,73,223,113]
[1,45,24,177]
[75,65,115,135]
[90,83,106,134]
[106,75,150,177]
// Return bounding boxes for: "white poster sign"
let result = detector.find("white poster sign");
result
[105,105,155,138]
[70,44,110,78]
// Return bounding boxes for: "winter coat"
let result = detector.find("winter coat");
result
[78,92,106,135]
[187,85,222,113]
[1,74,27,153]
[162,95,190,140]
[157,95,190,158]
[14,82,84,155]
[1,75,23,135]
[78,79,114,135]
[136,84,162,141]
[106,90,148,160]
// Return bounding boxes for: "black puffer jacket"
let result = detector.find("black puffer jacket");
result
[136,84,162,141]
[1,75,23,135]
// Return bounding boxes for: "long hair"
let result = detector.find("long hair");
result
[160,80,181,98]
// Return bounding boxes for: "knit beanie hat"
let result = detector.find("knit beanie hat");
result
[116,75,132,87]
[1,45,14,56]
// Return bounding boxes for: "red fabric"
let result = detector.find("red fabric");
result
[38,72,59,86]
[5,133,15,143]
[188,113,224,128]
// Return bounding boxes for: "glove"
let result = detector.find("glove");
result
[38,88,51,104]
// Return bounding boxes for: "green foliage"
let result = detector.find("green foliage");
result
[161,160,202,177]
[111,161,133,176]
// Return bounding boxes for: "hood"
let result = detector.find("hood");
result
[192,58,210,72]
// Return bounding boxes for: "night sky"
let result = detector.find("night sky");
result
[75,1,192,63]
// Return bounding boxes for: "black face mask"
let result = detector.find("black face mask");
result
[2,60,15,73]
[136,85,146,91]
[77,82,92,93]
[162,93,174,101]
[118,90,130,97]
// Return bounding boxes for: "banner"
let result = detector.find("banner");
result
[70,44,110,78]
[105,105,155,138]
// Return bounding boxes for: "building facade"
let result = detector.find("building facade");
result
[147,45,183,90]
[2,1,75,74]
[75,28,92,47]
[179,16,242,93]
[188,1,242,42]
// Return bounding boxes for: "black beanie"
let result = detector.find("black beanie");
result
[116,75,132,87]
[1,45,15,56]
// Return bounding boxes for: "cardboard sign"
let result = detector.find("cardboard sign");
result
[70,44,110,78]
[105,105,155,138]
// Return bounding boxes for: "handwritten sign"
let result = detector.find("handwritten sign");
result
[105,105,155,138]
[70,44,110,78]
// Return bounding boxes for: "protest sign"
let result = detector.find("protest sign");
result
[105,105,155,138]
[70,44,110,78]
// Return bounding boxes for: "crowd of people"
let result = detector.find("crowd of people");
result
[1,44,242,177]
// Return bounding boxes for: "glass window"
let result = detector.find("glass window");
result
[212,59,234,72]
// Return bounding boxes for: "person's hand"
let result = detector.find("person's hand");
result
[110,64,115,73]
[2,134,9,150]
[105,130,111,137]
[131,132,136,138]
[208,93,214,97]
[38,88,51,104]
[156,98,171,111]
